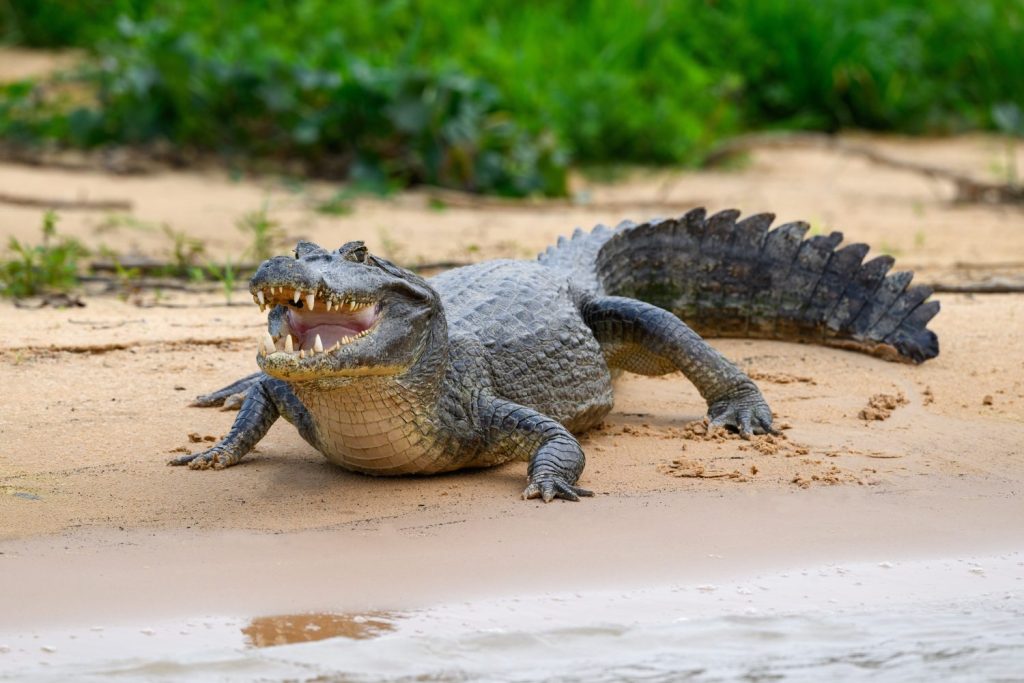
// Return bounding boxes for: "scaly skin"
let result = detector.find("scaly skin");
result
[174,209,939,501]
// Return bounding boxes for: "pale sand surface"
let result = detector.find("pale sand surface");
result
[1,136,1023,630]
[0,48,81,83]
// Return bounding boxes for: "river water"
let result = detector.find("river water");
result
[2,553,1022,682]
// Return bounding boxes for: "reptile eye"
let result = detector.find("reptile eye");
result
[337,241,368,263]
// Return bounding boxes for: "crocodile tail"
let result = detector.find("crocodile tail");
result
[538,207,939,363]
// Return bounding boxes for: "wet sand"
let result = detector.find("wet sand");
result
[1,135,1023,638]
[2,553,1022,680]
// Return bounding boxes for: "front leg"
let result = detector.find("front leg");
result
[191,371,264,409]
[476,394,594,502]
[583,295,775,437]
[170,377,314,469]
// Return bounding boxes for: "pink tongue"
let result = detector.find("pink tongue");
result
[287,308,376,349]
[301,324,354,349]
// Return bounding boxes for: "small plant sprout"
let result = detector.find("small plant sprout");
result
[237,202,286,262]
[991,103,1021,187]
[0,211,86,298]
[206,260,237,304]
[162,225,206,277]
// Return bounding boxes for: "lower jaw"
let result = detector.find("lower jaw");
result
[258,354,408,381]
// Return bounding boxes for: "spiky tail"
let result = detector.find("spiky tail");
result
[538,207,939,363]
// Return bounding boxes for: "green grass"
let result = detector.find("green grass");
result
[0,211,86,298]
[0,208,275,302]
[205,259,236,304]
[1,1,1022,195]
[236,203,285,263]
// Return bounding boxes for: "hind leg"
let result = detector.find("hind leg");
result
[582,295,774,437]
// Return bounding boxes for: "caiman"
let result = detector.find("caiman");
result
[173,208,939,501]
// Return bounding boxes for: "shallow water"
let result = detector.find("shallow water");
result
[2,554,1022,682]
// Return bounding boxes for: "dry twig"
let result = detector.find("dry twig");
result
[0,191,132,212]
[705,132,1024,205]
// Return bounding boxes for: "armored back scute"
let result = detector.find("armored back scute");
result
[538,208,939,363]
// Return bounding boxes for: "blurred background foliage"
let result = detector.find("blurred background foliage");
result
[0,0,1021,196]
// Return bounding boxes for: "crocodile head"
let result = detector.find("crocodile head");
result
[248,240,440,382]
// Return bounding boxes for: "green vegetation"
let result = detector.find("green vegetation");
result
[160,224,206,278]
[0,205,292,301]
[205,259,237,304]
[236,203,285,263]
[0,211,86,297]
[991,103,1022,186]
[1,1,1022,196]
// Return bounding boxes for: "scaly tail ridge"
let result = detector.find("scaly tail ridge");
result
[538,208,939,363]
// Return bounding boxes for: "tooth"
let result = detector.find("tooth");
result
[263,332,275,354]
[257,290,265,306]
[258,336,266,356]
[314,334,324,353]
[285,335,294,353]
[293,290,301,304]
[306,292,316,310]
[330,342,341,351]
[299,349,306,359]
[324,300,332,312]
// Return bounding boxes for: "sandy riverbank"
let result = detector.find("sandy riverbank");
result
[1,135,1022,639]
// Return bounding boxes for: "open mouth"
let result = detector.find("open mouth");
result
[252,284,380,360]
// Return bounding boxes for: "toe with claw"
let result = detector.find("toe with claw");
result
[522,475,594,503]
[167,446,238,469]
[707,382,776,439]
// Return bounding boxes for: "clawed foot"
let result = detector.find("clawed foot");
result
[522,476,594,503]
[707,382,776,439]
[168,447,239,469]
[191,390,247,410]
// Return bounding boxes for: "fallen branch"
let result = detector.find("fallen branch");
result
[11,292,85,309]
[0,191,132,211]
[87,257,472,277]
[704,132,1024,206]
[929,279,1024,294]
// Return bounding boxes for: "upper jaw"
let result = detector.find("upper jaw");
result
[250,282,373,315]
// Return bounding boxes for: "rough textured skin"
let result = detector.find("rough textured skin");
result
[174,208,940,501]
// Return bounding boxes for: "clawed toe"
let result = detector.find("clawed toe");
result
[708,385,775,438]
[168,448,233,469]
[522,478,594,503]
[168,452,201,466]
[188,456,214,470]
